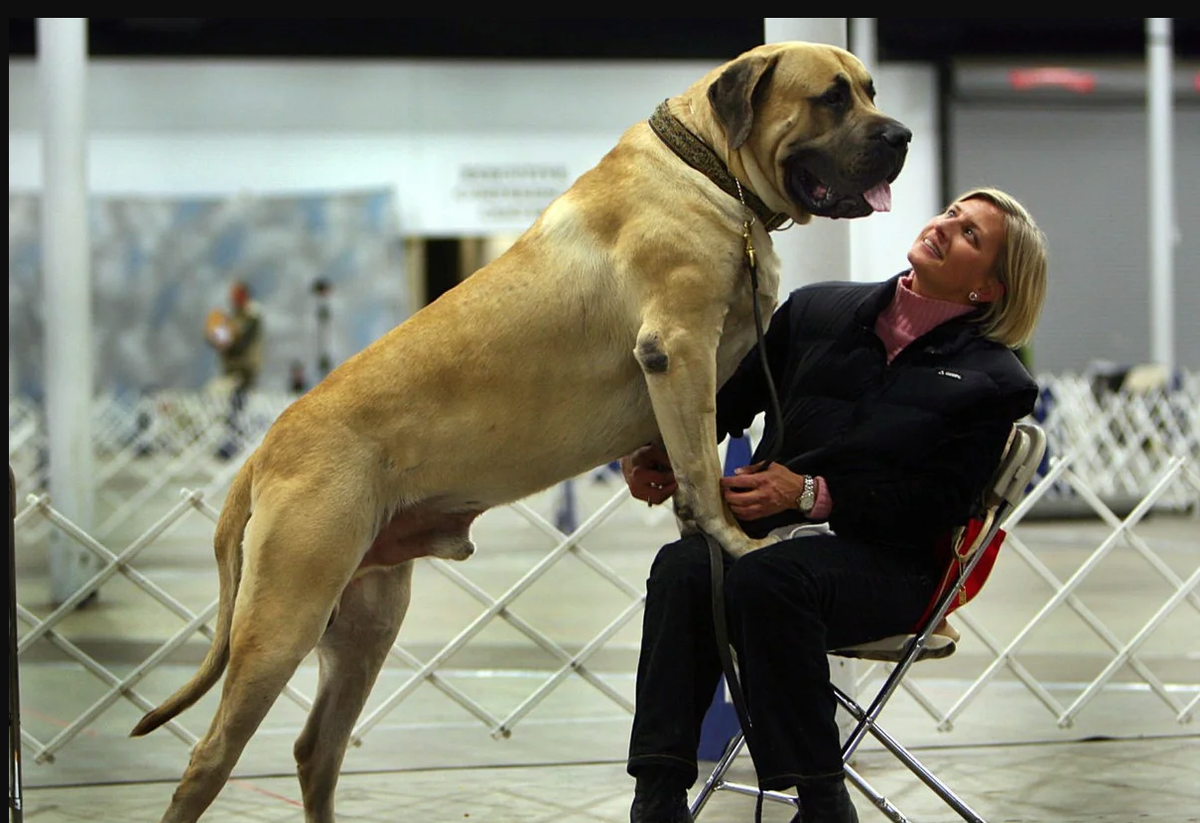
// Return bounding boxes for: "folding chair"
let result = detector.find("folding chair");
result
[690,421,1047,823]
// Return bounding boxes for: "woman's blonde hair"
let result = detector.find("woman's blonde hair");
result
[956,187,1048,349]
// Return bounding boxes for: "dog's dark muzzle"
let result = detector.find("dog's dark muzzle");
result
[786,116,912,219]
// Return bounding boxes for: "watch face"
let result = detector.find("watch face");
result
[798,476,816,513]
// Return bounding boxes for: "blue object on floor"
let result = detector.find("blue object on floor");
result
[698,676,740,761]
[697,434,754,761]
[554,478,577,534]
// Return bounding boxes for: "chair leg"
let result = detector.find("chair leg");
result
[689,731,745,817]
[844,763,909,823]
[691,695,987,821]
[691,731,799,818]
[836,691,986,823]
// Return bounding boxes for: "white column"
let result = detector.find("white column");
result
[849,19,879,284]
[1147,19,1175,375]
[763,17,860,749]
[763,19,852,295]
[38,18,96,604]
[849,17,877,74]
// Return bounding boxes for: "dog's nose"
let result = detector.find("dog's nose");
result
[877,120,911,183]
[879,120,913,149]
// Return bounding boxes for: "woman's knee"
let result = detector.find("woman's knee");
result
[724,544,818,614]
[646,533,713,592]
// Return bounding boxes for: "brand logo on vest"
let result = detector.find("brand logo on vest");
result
[937,369,962,380]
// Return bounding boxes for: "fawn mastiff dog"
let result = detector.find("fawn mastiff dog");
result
[132,41,910,822]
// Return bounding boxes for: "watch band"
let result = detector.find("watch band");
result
[796,474,816,516]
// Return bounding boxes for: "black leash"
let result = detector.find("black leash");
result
[644,102,788,815]
[738,219,787,469]
[702,218,788,822]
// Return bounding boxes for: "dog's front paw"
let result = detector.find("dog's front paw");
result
[696,522,777,559]
[722,533,777,559]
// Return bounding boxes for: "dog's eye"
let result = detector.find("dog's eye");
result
[819,87,847,109]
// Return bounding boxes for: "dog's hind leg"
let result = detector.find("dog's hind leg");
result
[156,492,373,823]
[293,562,414,823]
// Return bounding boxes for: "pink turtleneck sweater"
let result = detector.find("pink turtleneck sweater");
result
[805,273,972,520]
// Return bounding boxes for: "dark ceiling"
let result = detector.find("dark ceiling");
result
[8,19,1200,62]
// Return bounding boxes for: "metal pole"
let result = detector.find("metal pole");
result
[37,18,96,604]
[849,18,878,284]
[9,466,23,823]
[850,17,877,74]
[763,19,852,295]
[1146,19,1175,375]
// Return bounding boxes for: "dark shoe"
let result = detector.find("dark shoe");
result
[790,777,858,823]
[630,768,693,823]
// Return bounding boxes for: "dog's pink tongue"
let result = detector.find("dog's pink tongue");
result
[864,181,892,212]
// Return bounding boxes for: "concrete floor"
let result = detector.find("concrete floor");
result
[13,736,1200,822]
[10,468,1200,822]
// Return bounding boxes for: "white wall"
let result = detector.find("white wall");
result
[8,56,939,273]
[951,100,1200,373]
[850,64,940,283]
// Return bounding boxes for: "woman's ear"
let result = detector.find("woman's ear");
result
[974,279,1006,304]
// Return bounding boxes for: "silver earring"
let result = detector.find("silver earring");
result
[969,291,980,303]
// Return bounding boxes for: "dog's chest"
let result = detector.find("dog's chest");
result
[714,233,780,387]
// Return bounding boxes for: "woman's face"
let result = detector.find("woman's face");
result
[907,197,1006,305]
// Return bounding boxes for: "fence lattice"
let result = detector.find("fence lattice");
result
[8,372,1198,773]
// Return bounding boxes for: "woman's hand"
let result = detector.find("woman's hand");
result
[621,442,677,506]
[720,461,806,521]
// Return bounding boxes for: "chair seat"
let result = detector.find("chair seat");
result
[832,633,956,663]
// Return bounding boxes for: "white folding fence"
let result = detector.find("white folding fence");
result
[1034,370,1199,511]
[8,372,1199,776]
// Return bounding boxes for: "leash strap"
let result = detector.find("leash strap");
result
[700,223,788,822]
[646,97,790,816]
[704,531,767,822]
[741,221,786,468]
[705,532,751,733]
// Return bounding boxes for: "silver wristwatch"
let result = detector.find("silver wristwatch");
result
[795,474,816,516]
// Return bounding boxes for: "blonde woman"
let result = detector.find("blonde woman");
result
[622,187,1048,823]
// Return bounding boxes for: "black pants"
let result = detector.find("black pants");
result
[627,531,939,792]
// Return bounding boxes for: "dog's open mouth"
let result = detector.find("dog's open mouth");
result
[788,166,893,219]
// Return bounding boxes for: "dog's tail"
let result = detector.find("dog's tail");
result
[130,459,253,738]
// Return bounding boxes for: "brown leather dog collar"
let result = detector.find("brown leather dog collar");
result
[648,100,790,232]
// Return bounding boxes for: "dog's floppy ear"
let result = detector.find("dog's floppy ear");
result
[707,54,777,151]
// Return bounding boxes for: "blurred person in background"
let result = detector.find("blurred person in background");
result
[205,279,263,459]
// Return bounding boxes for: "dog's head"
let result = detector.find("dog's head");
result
[699,41,911,224]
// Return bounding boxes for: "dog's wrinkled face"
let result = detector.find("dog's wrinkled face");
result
[707,42,912,222]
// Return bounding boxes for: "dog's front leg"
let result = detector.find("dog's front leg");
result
[634,316,771,559]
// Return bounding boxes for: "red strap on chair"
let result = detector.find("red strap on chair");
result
[915,520,1007,631]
